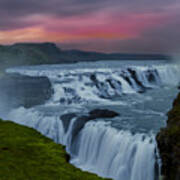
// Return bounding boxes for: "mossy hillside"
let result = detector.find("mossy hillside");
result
[157,93,180,180]
[0,44,55,68]
[0,119,106,180]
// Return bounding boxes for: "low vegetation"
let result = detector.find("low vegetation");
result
[0,119,105,180]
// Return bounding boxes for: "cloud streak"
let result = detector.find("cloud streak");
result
[0,0,180,53]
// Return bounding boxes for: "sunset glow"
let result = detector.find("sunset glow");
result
[0,0,180,53]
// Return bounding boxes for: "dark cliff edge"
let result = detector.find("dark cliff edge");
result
[157,93,180,180]
[0,42,171,71]
[0,74,53,108]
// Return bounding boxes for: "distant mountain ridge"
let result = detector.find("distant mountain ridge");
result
[0,42,171,70]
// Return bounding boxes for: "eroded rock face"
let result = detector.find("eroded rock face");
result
[60,109,119,156]
[156,93,180,180]
[89,109,119,119]
[60,113,77,133]
[60,109,119,133]
[0,74,53,108]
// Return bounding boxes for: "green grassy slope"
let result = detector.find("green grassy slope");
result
[0,119,106,180]
[0,43,67,70]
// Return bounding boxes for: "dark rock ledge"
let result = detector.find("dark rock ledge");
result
[60,109,119,133]
[60,109,119,149]
[156,93,180,180]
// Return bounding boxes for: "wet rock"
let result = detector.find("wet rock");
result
[156,93,180,180]
[90,74,97,82]
[90,73,111,98]
[146,69,158,83]
[71,109,119,137]
[60,109,119,152]
[106,79,122,92]
[89,109,119,119]
[60,113,77,133]
[0,74,53,108]
[121,73,133,86]
[127,68,146,93]
[71,116,91,137]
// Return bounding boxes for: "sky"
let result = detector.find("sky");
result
[0,0,180,53]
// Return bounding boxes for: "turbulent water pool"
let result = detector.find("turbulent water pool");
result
[0,60,180,180]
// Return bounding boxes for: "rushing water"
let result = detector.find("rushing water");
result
[1,60,180,180]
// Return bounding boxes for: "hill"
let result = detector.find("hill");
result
[0,119,106,180]
[0,42,171,70]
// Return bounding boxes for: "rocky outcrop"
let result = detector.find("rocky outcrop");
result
[60,109,119,129]
[60,109,119,146]
[0,74,53,108]
[156,93,180,180]
[89,109,119,119]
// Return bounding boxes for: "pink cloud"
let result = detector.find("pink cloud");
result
[1,2,180,53]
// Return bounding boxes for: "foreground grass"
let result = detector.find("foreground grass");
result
[0,119,105,180]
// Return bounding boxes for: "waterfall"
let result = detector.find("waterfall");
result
[6,63,180,105]
[4,61,180,180]
[70,121,156,180]
[7,107,158,180]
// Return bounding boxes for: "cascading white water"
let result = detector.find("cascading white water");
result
[7,107,158,180]
[6,63,180,105]
[4,114,151,180]
[4,61,180,180]
[70,121,156,180]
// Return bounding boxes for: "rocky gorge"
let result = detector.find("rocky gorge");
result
[157,92,180,180]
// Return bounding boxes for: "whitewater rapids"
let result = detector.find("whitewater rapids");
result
[3,60,180,180]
